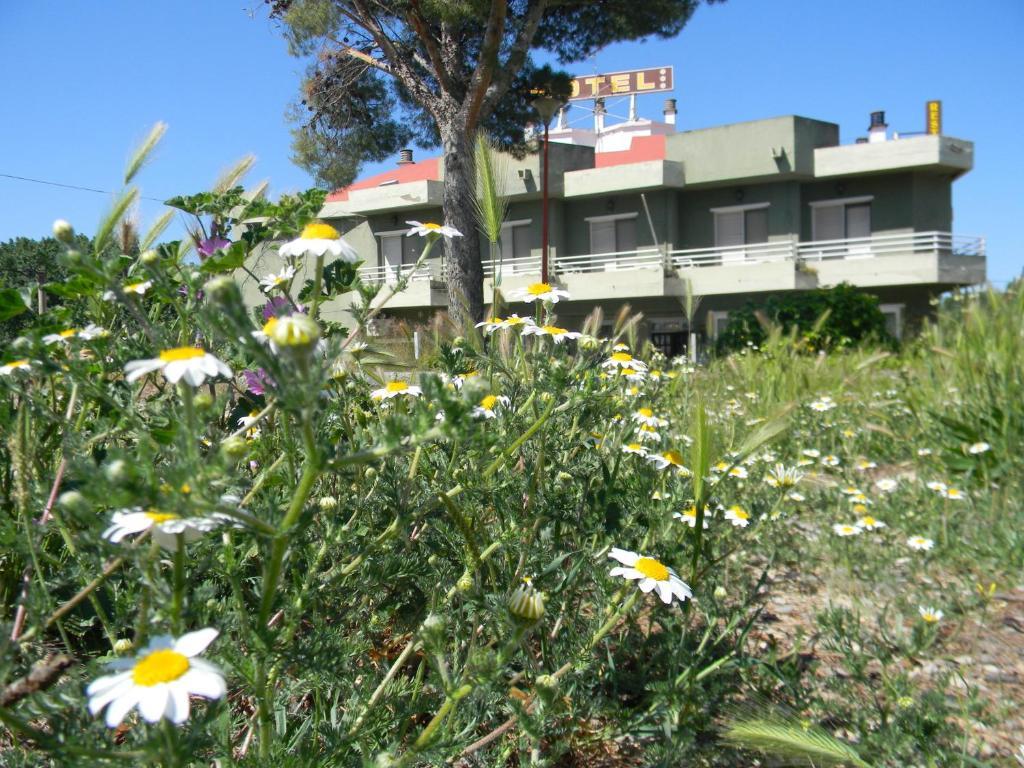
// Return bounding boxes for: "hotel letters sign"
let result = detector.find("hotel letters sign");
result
[926,100,942,135]
[568,67,674,100]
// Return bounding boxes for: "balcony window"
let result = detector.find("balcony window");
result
[709,310,730,339]
[810,196,873,241]
[587,213,638,255]
[377,230,415,284]
[499,219,533,273]
[879,303,904,340]
[710,203,769,264]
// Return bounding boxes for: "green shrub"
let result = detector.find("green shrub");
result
[716,282,892,354]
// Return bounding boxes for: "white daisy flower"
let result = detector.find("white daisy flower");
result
[86,628,225,727]
[103,280,152,301]
[926,481,947,493]
[854,458,877,471]
[259,265,297,291]
[102,508,222,550]
[801,449,821,459]
[520,324,581,344]
[279,222,359,262]
[764,464,804,488]
[832,523,861,537]
[647,450,690,475]
[42,328,82,345]
[917,448,933,457]
[787,492,806,502]
[607,548,692,605]
[820,455,840,467]
[612,343,630,352]
[371,380,422,401]
[621,442,648,456]
[635,424,661,443]
[0,359,32,376]
[405,220,462,239]
[847,493,872,505]
[475,316,507,334]
[856,515,885,530]
[507,577,545,621]
[602,352,648,372]
[875,478,899,493]
[809,397,836,412]
[907,535,935,551]
[727,466,749,479]
[513,282,570,303]
[631,407,666,428]
[967,442,991,455]
[724,505,751,527]
[124,348,232,387]
[78,324,108,341]
[674,506,710,529]
[941,487,967,500]
[473,394,509,419]
[918,606,943,623]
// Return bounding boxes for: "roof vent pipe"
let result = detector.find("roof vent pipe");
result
[663,98,677,126]
[868,111,887,143]
[397,148,414,165]
[594,98,606,133]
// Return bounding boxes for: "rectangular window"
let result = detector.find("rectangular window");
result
[810,196,873,240]
[377,231,415,284]
[499,220,533,272]
[879,303,904,340]
[711,203,770,264]
[709,310,730,339]
[587,214,638,255]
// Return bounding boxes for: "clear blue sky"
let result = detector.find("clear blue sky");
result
[1,0,1021,284]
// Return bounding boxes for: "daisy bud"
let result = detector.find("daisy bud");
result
[52,219,74,243]
[220,436,248,461]
[535,673,559,705]
[364,467,377,479]
[269,314,320,351]
[508,578,545,622]
[60,249,83,268]
[318,496,338,512]
[456,571,474,592]
[140,249,159,265]
[193,392,214,410]
[713,586,728,600]
[113,638,134,655]
[420,613,446,644]
[57,490,87,514]
[203,276,242,308]
[103,459,131,485]
[579,336,600,351]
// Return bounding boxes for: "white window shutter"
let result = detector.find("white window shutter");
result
[590,220,616,254]
[812,205,844,241]
[714,211,744,247]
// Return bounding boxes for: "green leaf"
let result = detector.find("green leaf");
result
[0,288,28,321]
[199,241,247,274]
[44,275,98,299]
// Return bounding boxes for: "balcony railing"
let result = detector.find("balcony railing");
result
[487,231,983,276]
[360,231,985,286]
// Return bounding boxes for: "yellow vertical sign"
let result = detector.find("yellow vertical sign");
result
[926,100,942,135]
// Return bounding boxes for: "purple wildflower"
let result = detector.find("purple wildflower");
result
[242,368,273,396]
[197,237,231,260]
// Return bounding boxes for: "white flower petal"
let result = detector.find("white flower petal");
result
[167,683,191,724]
[104,688,141,728]
[138,684,171,723]
[608,548,639,566]
[638,577,658,593]
[174,628,219,658]
[180,667,226,700]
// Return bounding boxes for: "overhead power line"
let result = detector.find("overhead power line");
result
[0,172,167,203]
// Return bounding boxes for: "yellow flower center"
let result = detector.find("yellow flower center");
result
[422,222,443,231]
[634,557,669,582]
[626,443,643,451]
[59,329,78,338]
[132,649,190,686]
[144,510,180,524]
[852,504,868,514]
[861,516,876,526]
[527,283,552,295]
[662,450,685,466]
[386,381,410,393]
[505,316,526,325]
[621,367,637,376]
[921,612,939,623]
[638,408,653,418]
[611,352,632,363]
[300,222,340,240]
[262,317,278,334]
[480,395,499,410]
[729,506,749,520]
[6,360,29,369]
[542,326,566,336]
[158,347,206,362]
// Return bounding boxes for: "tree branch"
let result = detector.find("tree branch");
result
[407,0,455,95]
[462,0,508,131]
[481,0,549,116]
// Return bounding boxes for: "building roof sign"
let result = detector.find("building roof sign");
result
[568,67,673,100]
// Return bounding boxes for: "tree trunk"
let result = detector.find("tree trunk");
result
[439,123,484,327]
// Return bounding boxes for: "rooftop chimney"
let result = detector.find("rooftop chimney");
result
[594,98,606,133]
[868,111,887,143]
[397,148,414,165]
[663,98,677,126]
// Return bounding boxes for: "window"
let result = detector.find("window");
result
[879,303,904,340]
[709,310,730,339]
[810,196,873,241]
[377,230,415,283]
[587,213,638,256]
[499,219,532,272]
[711,203,769,264]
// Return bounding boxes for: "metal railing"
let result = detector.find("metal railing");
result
[365,231,985,285]
[357,262,432,285]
